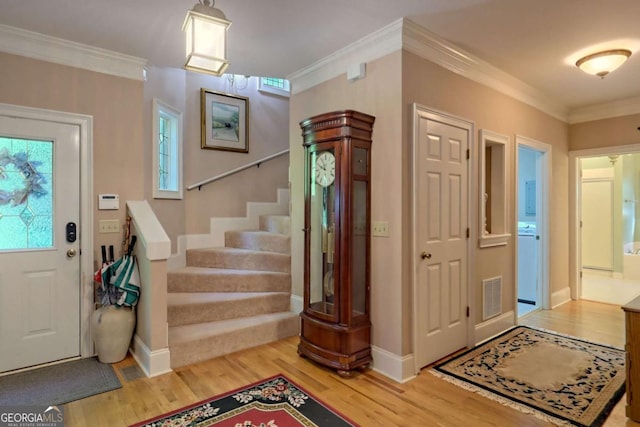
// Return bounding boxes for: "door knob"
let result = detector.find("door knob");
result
[421,251,431,260]
[66,248,77,258]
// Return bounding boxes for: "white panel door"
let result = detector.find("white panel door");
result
[581,180,613,270]
[416,115,468,368]
[0,116,80,372]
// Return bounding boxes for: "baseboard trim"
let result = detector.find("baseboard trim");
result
[131,334,172,378]
[551,286,571,309]
[291,295,303,314]
[474,311,516,345]
[371,345,416,383]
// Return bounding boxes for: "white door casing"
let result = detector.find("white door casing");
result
[413,105,471,370]
[0,104,93,372]
[515,136,551,310]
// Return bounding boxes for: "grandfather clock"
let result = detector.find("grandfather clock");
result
[298,110,375,377]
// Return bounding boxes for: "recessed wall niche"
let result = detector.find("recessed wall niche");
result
[479,129,510,248]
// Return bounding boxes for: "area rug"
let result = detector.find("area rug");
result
[431,326,625,427]
[131,374,358,427]
[0,357,121,405]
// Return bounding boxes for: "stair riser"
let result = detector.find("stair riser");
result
[170,316,299,368]
[225,231,290,254]
[168,271,290,293]
[260,215,290,235]
[168,294,291,326]
[187,250,290,273]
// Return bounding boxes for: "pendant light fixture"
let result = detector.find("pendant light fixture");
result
[575,49,631,78]
[182,0,231,76]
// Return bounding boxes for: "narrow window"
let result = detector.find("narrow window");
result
[152,98,183,199]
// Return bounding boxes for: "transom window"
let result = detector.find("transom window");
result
[259,77,290,97]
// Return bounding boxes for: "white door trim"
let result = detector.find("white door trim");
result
[515,135,551,309]
[0,103,94,359]
[411,103,474,375]
[569,144,640,300]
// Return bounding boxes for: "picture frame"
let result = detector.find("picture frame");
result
[200,89,249,153]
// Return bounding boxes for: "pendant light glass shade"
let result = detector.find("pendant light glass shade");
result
[182,1,231,76]
[575,49,631,78]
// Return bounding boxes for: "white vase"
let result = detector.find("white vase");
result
[92,305,136,363]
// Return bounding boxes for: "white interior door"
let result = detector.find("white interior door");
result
[581,178,613,270]
[415,111,469,369]
[0,116,81,372]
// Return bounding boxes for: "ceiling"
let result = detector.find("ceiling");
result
[1,0,639,112]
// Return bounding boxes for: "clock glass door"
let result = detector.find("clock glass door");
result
[309,148,337,318]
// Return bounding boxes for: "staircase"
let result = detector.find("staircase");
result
[167,215,299,369]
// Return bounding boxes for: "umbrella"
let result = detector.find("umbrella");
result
[107,235,140,307]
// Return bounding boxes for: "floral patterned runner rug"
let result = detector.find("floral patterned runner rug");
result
[431,326,626,427]
[130,374,358,427]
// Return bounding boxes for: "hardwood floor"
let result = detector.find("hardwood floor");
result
[66,300,639,426]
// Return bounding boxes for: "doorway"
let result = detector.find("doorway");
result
[516,136,551,317]
[0,103,93,373]
[577,153,640,305]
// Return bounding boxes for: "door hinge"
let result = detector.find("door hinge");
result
[466,228,470,238]
[580,270,583,278]
[466,149,470,160]
[466,306,470,317]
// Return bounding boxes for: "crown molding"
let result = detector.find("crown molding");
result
[402,19,569,122]
[288,18,570,122]
[287,19,403,95]
[568,95,640,124]
[0,24,147,81]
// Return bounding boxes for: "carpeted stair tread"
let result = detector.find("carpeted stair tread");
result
[167,292,292,326]
[187,247,290,273]
[168,267,290,293]
[169,312,298,343]
[225,230,290,254]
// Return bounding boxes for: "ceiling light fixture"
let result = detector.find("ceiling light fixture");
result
[575,49,631,78]
[182,0,231,76]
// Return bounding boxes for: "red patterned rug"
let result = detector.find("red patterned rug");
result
[130,374,358,427]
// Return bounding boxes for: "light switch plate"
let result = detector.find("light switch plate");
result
[371,221,389,237]
[99,219,120,233]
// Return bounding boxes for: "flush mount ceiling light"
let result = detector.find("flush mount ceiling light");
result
[182,0,231,76]
[575,49,632,78]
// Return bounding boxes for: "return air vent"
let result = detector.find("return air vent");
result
[482,276,502,320]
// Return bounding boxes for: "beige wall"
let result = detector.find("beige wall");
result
[144,69,290,248]
[570,113,640,151]
[290,52,405,355]
[290,50,570,358]
[181,73,290,236]
[403,51,569,332]
[0,52,144,266]
[0,50,290,278]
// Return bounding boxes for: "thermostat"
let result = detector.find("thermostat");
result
[98,194,119,210]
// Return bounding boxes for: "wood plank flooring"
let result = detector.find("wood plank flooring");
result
[66,300,639,426]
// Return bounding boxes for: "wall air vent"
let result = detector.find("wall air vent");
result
[482,276,503,320]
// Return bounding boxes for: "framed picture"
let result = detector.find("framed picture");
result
[200,89,249,152]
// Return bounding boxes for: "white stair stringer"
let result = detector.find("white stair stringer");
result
[168,188,289,271]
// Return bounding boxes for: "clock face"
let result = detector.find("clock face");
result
[315,151,335,187]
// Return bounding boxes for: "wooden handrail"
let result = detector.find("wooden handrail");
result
[186,149,290,191]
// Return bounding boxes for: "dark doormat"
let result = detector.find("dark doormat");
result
[0,357,121,406]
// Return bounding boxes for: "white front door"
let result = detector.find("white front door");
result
[0,116,81,372]
[414,109,469,368]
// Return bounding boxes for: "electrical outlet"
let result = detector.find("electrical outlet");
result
[371,221,389,237]
[99,219,120,233]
